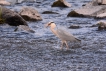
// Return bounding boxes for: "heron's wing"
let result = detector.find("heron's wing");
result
[57,28,79,42]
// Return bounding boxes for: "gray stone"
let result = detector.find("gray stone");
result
[0,6,34,32]
[1,6,27,26]
[96,12,106,18]
[69,25,81,29]
[93,0,106,5]
[52,0,71,7]
[19,6,42,21]
[97,20,106,30]
[6,0,36,5]
[67,1,106,18]
[102,0,106,4]
[0,0,10,6]
[42,11,59,14]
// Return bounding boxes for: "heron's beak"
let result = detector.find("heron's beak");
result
[44,23,49,28]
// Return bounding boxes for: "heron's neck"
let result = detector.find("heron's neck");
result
[50,27,58,36]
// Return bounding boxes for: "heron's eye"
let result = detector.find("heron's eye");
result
[48,23,51,25]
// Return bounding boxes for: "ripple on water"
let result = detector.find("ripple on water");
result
[0,0,106,71]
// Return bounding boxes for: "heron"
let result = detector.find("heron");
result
[45,21,81,50]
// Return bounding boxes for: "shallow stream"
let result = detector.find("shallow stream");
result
[0,0,106,71]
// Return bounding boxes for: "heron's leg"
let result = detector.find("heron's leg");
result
[60,41,64,50]
[64,41,69,50]
[14,27,18,32]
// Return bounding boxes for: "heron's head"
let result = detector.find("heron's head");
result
[45,21,56,28]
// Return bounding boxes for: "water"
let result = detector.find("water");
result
[0,0,106,71]
[6,0,36,4]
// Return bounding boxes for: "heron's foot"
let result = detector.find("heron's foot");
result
[60,47,63,50]
[66,48,69,51]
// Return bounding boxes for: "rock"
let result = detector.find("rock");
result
[67,1,106,18]
[93,6,106,18]
[67,10,85,17]
[97,20,106,30]
[0,0,11,5]
[86,1,98,6]
[6,0,36,5]
[52,0,71,7]
[90,24,98,27]
[1,6,27,26]
[19,6,42,21]
[68,6,103,17]
[95,0,106,5]
[6,0,16,5]
[0,18,5,24]
[1,6,34,32]
[17,0,36,3]
[68,25,81,29]
[102,0,106,4]
[42,11,59,14]
[96,12,106,18]
[17,25,35,33]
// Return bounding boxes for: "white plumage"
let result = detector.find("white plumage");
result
[45,21,81,50]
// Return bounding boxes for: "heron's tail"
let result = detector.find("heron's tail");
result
[15,25,35,33]
[75,38,81,42]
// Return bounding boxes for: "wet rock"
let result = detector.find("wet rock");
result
[42,11,59,14]
[17,25,35,33]
[82,4,86,6]
[0,0,10,6]
[67,10,85,17]
[82,1,98,7]
[68,25,81,29]
[102,0,106,4]
[0,19,5,24]
[1,6,34,32]
[96,12,106,18]
[67,1,106,18]
[1,6,27,26]
[6,0,36,5]
[96,0,106,5]
[19,6,42,21]
[90,24,98,27]
[17,0,36,3]
[20,0,36,2]
[68,6,103,17]
[97,20,106,30]
[52,0,71,7]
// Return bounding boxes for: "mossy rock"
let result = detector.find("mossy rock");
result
[97,21,106,30]
[67,10,85,17]
[0,18,5,24]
